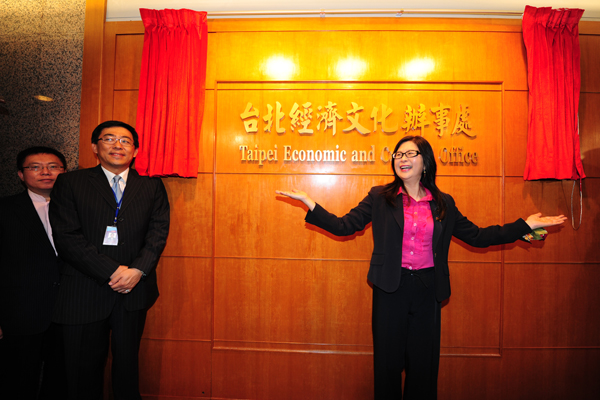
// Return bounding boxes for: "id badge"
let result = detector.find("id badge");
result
[103,226,119,246]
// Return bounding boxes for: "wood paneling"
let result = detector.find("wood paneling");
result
[78,0,106,169]
[504,177,600,263]
[503,263,600,348]
[499,349,600,400]
[581,35,600,93]
[212,349,373,400]
[504,90,528,177]
[214,258,371,346]
[580,93,600,177]
[144,257,212,341]
[162,175,213,257]
[139,339,212,398]
[213,30,527,90]
[441,262,502,352]
[114,34,144,90]
[214,174,385,260]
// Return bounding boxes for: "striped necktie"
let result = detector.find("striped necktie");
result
[112,175,123,203]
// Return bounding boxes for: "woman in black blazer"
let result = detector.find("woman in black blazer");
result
[277,135,566,399]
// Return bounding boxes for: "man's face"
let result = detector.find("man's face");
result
[18,153,65,196]
[92,126,138,174]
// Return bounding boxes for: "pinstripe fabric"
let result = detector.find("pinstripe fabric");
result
[49,165,170,325]
[0,191,61,335]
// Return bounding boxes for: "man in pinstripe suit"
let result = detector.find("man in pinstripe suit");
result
[49,121,170,400]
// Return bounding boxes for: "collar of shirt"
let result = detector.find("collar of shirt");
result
[101,166,129,189]
[28,189,49,205]
[398,184,434,203]
[28,189,57,255]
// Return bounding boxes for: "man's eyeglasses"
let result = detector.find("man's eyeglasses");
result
[96,136,134,147]
[392,150,421,159]
[23,165,64,172]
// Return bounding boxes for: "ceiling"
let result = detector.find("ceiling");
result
[107,0,600,21]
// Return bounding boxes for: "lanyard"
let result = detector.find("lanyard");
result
[112,186,124,226]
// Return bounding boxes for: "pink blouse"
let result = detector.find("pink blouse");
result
[399,186,434,270]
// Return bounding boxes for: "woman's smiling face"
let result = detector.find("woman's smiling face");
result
[393,140,424,185]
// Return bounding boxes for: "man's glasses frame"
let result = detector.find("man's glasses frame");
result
[22,165,64,172]
[96,135,134,147]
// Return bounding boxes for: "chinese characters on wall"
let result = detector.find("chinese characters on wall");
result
[238,99,479,167]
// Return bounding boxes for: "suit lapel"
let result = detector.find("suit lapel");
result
[392,194,404,230]
[88,165,118,209]
[120,169,142,213]
[430,200,443,250]
[13,191,56,255]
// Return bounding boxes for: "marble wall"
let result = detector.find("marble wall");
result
[0,0,85,197]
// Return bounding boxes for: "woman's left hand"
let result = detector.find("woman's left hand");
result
[525,213,568,230]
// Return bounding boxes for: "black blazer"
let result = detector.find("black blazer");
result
[305,185,532,302]
[49,165,170,325]
[0,191,61,335]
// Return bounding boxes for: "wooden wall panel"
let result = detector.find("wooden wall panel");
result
[214,31,527,90]
[162,175,213,257]
[114,34,143,90]
[139,339,212,398]
[78,0,107,169]
[580,93,600,177]
[214,174,386,260]
[504,178,600,263]
[503,263,600,348]
[144,257,212,341]
[581,35,600,93]
[440,262,502,354]
[504,90,528,177]
[438,357,502,399]
[214,259,371,347]
[499,349,600,399]
[212,350,372,400]
[112,90,138,125]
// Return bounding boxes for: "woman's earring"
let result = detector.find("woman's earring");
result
[423,169,427,175]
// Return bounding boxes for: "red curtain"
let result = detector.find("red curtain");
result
[136,9,207,177]
[522,5,585,181]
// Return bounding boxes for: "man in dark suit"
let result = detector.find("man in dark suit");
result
[0,146,66,400]
[49,121,170,400]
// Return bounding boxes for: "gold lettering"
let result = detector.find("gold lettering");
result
[439,148,448,164]
[239,145,249,161]
[381,146,391,163]
[284,145,292,161]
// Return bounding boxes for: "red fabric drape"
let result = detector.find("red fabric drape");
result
[522,5,585,181]
[136,9,207,177]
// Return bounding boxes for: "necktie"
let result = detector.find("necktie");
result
[112,175,123,203]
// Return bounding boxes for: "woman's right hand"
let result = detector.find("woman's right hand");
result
[276,189,316,211]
